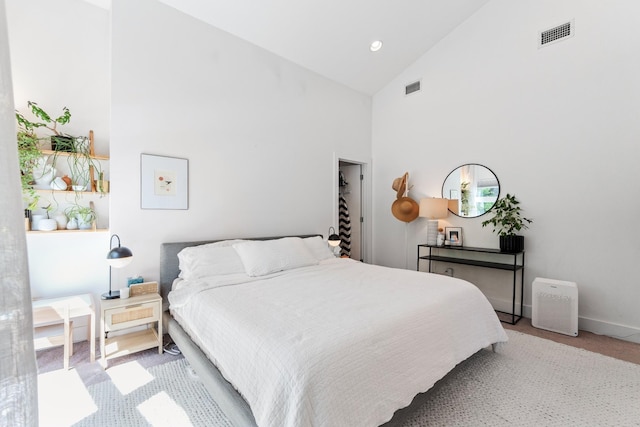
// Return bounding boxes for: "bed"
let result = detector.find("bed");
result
[160,235,508,427]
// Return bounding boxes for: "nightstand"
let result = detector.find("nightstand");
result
[99,293,162,368]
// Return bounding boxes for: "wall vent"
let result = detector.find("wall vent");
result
[405,80,421,95]
[539,20,574,48]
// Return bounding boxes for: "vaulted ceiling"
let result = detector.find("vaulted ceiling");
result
[89,0,490,95]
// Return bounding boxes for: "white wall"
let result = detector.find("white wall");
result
[8,0,111,310]
[8,0,370,341]
[108,0,371,284]
[11,0,640,344]
[372,0,640,341]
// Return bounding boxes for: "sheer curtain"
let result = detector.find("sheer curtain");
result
[0,1,39,425]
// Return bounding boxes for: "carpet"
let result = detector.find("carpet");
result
[38,330,640,427]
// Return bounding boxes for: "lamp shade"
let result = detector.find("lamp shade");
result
[419,198,449,219]
[448,198,459,214]
[107,246,133,268]
[328,226,341,247]
[106,234,133,268]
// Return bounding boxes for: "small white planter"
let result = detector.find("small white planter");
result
[38,218,58,231]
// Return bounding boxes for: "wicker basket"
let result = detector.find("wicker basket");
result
[129,281,159,297]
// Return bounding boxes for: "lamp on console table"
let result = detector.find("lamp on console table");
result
[419,198,449,246]
[102,234,133,300]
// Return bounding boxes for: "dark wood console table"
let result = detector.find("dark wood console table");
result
[417,244,524,325]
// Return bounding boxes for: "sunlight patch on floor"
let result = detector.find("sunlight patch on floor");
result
[137,391,193,426]
[107,360,154,395]
[38,368,97,426]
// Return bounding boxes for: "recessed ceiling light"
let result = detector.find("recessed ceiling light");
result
[370,40,383,52]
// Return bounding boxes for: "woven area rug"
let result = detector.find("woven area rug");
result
[39,330,640,427]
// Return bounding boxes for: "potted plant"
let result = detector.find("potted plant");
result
[481,193,532,252]
[38,204,58,231]
[15,101,73,151]
[65,204,96,230]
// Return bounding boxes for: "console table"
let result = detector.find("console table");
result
[417,244,524,324]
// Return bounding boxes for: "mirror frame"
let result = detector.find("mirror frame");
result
[442,163,500,218]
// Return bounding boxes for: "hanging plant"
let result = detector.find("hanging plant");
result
[65,204,96,230]
[17,130,42,210]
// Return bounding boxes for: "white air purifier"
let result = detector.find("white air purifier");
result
[532,278,578,337]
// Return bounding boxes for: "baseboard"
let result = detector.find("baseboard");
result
[486,296,524,319]
[487,296,640,344]
[577,316,640,345]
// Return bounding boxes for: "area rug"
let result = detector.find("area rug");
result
[39,330,640,426]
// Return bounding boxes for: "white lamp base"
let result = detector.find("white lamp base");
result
[426,220,439,246]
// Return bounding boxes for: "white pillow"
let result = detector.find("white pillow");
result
[178,244,246,280]
[201,239,246,248]
[233,237,318,277]
[177,239,245,276]
[303,236,335,261]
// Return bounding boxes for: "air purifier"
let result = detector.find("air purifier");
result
[532,277,578,337]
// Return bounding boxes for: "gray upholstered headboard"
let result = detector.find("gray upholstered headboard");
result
[159,234,321,308]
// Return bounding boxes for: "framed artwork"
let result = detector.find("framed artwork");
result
[140,153,189,210]
[445,227,463,246]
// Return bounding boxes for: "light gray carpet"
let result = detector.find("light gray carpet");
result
[39,330,640,426]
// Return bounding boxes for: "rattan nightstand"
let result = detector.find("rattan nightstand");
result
[99,292,162,368]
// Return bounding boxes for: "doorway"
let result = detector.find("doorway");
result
[338,161,363,261]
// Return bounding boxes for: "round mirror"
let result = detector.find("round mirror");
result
[442,164,500,218]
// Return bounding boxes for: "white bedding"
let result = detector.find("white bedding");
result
[169,258,508,427]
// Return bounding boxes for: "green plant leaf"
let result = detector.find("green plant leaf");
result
[481,193,532,236]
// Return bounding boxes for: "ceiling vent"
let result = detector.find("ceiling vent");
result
[405,80,421,96]
[539,20,574,48]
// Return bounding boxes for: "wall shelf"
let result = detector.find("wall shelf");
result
[27,229,109,234]
[40,149,109,161]
[26,130,110,231]
[34,188,108,196]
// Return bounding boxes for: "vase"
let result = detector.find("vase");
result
[50,177,67,190]
[77,214,93,230]
[31,214,45,231]
[54,213,68,230]
[38,218,58,231]
[74,136,89,153]
[33,165,56,188]
[500,235,524,253]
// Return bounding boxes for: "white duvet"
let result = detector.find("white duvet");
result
[169,258,508,427]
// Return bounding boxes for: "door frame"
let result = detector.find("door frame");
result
[333,153,371,264]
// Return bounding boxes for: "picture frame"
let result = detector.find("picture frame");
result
[140,153,189,210]
[445,227,463,246]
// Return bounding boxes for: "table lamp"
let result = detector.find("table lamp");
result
[327,226,341,247]
[419,198,449,246]
[102,234,133,300]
